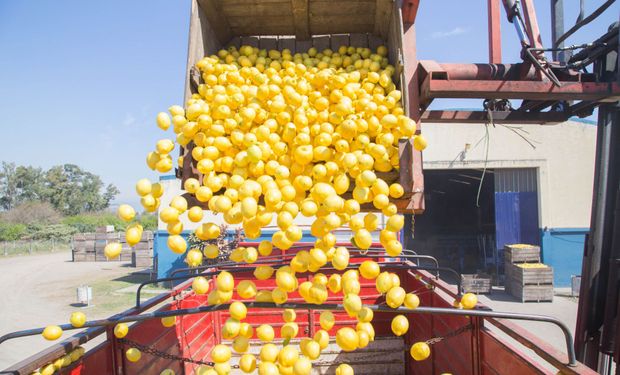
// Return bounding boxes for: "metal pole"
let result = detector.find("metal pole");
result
[550,0,568,62]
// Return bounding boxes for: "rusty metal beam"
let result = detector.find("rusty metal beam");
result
[402,0,420,24]
[488,0,502,63]
[421,110,568,124]
[420,76,620,103]
[521,0,543,49]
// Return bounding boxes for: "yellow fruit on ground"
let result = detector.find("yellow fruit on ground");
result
[42,325,62,341]
[237,280,257,299]
[359,260,380,279]
[386,286,406,308]
[404,293,420,309]
[410,342,431,361]
[260,343,279,362]
[257,324,275,342]
[114,323,128,338]
[391,315,409,336]
[239,353,256,373]
[104,242,122,259]
[460,292,478,310]
[117,204,136,222]
[126,348,141,362]
[336,327,359,352]
[192,276,210,295]
[335,364,354,375]
[319,311,335,330]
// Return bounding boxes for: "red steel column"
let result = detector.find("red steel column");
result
[521,0,543,49]
[487,0,502,63]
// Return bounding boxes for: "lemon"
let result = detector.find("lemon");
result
[117,204,136,222]
[238,353,256,373]
[216,271,234,292]
[343,294,362,317]
[278,346,299,367]
[211,344,231,363]
[460,293,478,310]
[357,329,370,348]
[256,290,274,302]
[104,242,122,259]
[126,348,141,362]
[376,272,393,294]
[389,183,404,198]
[187,206,203,222]
[293,357,312,375]
[353,229,372,249]
[359,260,380,279]
[356,307,374,323]
[404,293,420,309]
[363,213,379,231]
[161,316,176,328]
[258,362,279,375]
[335,364,354,375]
[328,273,342,293]
[314,329,329,352]
[276,270,297,292]
[413,135,428,151]
[167,235,187,254]
[319,311,335,330]
[238,322,253,339]
[160,369,175,375]
[410,342,431,361]
[203,244,219,259]
[114,323,128,338]
[356,321,375,341]
[332,247,350,270]
[272,287,288,304]
[336,327,359,352]
[222,317,241,339]
[281,322,299,339]
[40,364,55,375]
[135,178,152,196]
[186,248,203,267]
[283,309,296,323]
[258,240,273,256]
[342,278,361,295]
[257,324,275,342]
[386,286,406,308]
[42,325,62,341]
[385,239,402,256]
[260,343,279,362]
[192,276,210,295]
[237,280,257,299]
[391,315,409,336]
[386,214,404,231]
[214,362,231,375]
[229,301,247,320]
[195,365,217,375]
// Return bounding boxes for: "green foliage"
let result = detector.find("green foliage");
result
[0,221,27,241]
[138,214,157,231]
[0,162,119,215]
[63,212,126,233]
[25,223,78,240]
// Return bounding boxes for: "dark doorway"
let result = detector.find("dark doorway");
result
[406,169,497,280]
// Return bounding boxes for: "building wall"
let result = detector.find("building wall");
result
[421,120,597,286]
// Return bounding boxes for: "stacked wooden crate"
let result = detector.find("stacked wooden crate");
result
[504,244,554,302]
[72,230,153,266]
[461,273,492,294]
[131,231,154,268]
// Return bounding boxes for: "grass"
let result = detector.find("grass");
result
[0,239,71,257]
[88,273,169,316]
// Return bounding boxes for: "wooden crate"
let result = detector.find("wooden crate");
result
[506,263,553,286]
[461,274,492,294]
[180,0,424,214]
[504,244,540,264]
[506,281,553,302]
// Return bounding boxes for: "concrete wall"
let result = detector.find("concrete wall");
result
[422,120,597,286]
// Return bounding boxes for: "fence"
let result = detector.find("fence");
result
[1,238,72,256]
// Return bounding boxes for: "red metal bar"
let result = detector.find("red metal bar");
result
[421,110,568,124]
[521,0,543,49]
[487,0,502,63]
[421,76,620,102]
[402,0,420,24]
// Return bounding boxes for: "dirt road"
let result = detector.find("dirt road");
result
[0,251,132,369]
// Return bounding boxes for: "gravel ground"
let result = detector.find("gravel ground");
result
[0,251,134,369]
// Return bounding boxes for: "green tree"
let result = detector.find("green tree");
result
[43,164,119,215]
[0,162,17,210]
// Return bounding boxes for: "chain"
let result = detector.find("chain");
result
[425,324,473,346]
[118,338,240,368]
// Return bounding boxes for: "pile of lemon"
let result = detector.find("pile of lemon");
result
[87,44,477,375]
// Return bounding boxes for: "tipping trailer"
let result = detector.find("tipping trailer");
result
[1,0,616,374]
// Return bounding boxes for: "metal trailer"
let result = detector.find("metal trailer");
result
[0,249,598,374]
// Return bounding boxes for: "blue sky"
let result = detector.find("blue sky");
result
[0,1,617,207]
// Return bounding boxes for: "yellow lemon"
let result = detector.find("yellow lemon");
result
[42,325,62,341]
[237,280,257,299]
[192,276,210,295]
[410,342,431,361]
[70,312,86,328]
[336,327,359,352]
[256,324,275,342]
[117,204,136,222]
[319,311,335,330]
[335,364,354,375]
[460,293,478,310]
[211,344,231,363]
[114,323,128,338]
[104,242,122,259]
[359,260,380,279]
[391,315,409,336]
[126,348,141,362]
[404,293,420,309]
[216,271,234,292]
[239,353,256,373]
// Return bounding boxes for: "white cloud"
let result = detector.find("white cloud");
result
[431,27,469,39]
[122,113,136,127]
